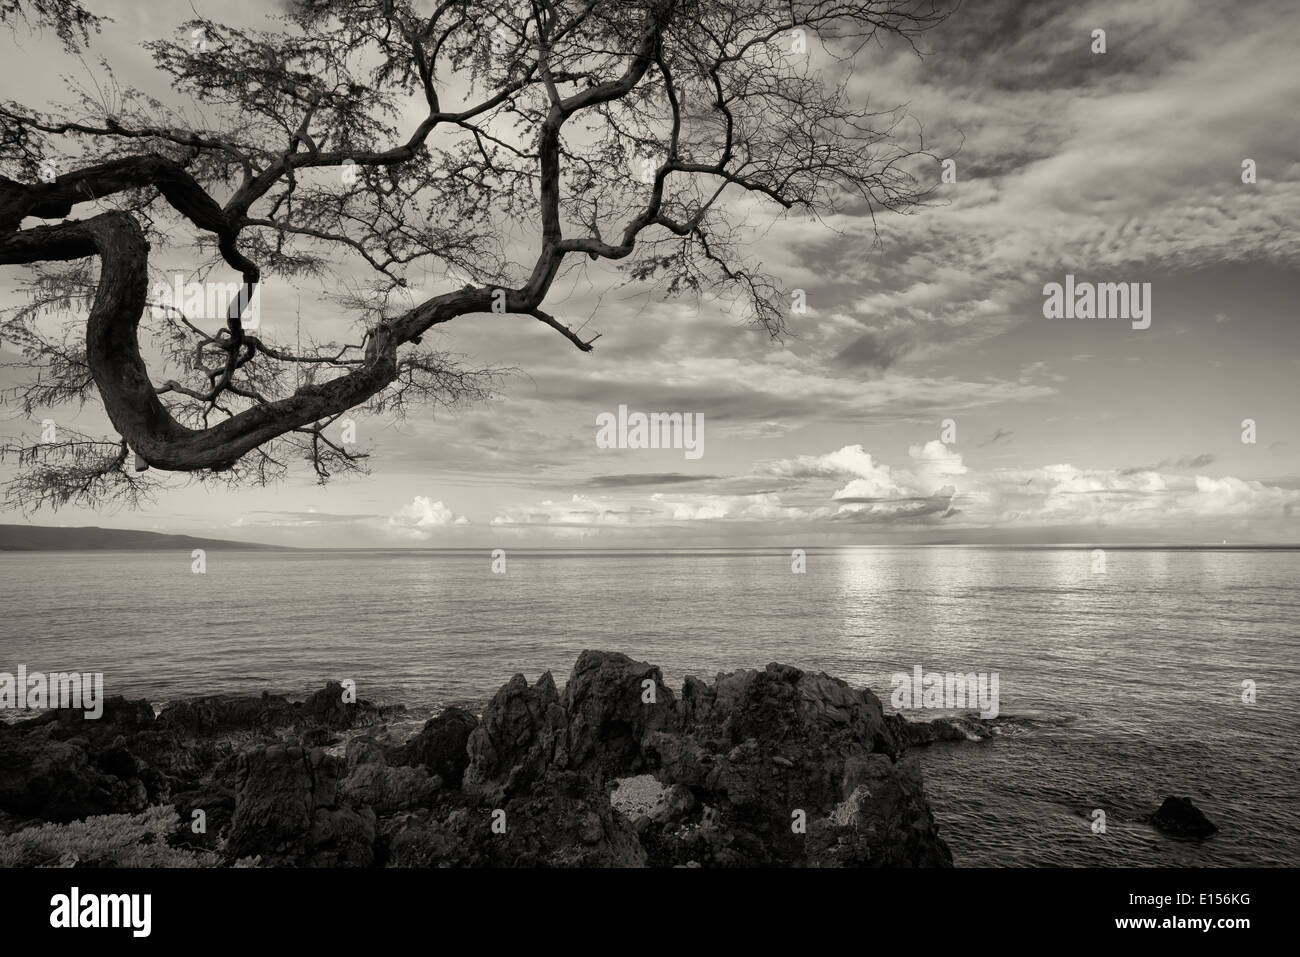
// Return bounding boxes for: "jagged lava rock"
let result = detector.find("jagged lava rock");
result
[452,651,950,867]
[340,736,440,814]
[639,661,949,867]
[1,655,953,868]
[561,650,680,782]
[158,692,296,737]
[301,681,382,731]
[226,744,375,866]
[462,672,567,800]
[0,697,161,821]
[388,706,477,787]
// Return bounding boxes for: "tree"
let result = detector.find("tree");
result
[0,0,945,509]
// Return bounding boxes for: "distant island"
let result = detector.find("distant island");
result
[0,525,288,551]
[1,523,1295,551]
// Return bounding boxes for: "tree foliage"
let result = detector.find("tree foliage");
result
[0,0,944,509]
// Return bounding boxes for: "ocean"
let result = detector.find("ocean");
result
[1,546,1296,866]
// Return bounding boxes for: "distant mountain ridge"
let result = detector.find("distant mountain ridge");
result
[0,525,287,551]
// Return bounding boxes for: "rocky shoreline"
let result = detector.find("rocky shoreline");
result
[0,650,1221,867]
[1,651,982,867]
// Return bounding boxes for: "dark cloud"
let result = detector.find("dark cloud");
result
[914,0,1206,93]
[1119,453,1216,475]
[830,486,957,524]
[587,473,723,488]
[531,376,831,424]
[1172,453,1216,469]
[832,330,914,370]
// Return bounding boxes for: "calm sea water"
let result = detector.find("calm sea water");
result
[1,546,1296,866]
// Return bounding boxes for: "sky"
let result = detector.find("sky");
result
[1,0,1298,547]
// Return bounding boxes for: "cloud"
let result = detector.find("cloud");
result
[766,445,897,482]
[248,510,378,522]
[230,509,379,528]
[6,0,1298,548]
[808,0,1300,367]
[831,486,958,524]
[490,492,798,530]
[817,441,966,504]
[587,473,723,488]
[485,442,1299,540]
[832,330,916,370]
[1119,452,1216,475]
[387,497,469,530]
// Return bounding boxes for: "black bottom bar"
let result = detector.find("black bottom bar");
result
[0,866,1281,944]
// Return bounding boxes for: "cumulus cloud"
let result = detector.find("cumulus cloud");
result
[767,442,966,502]
[387,497,469,532]
[767,444,897,482]
[487,443,1300,539]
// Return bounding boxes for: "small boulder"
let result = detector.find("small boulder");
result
[300,681,380,731]
[1151,796,1218,839]
[390,707,477,787]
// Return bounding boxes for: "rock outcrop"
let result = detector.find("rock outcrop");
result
[0,682,387,830]
[0,697,164,822]
[388,707,476,787]
[1,652,960,867]
[226,744,375,866]
[158,685,384,738]
[634,662,949,867]
[392,651,951,867]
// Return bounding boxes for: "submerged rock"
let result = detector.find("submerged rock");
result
[1150,796,1219,839]
[901,714,998,747]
